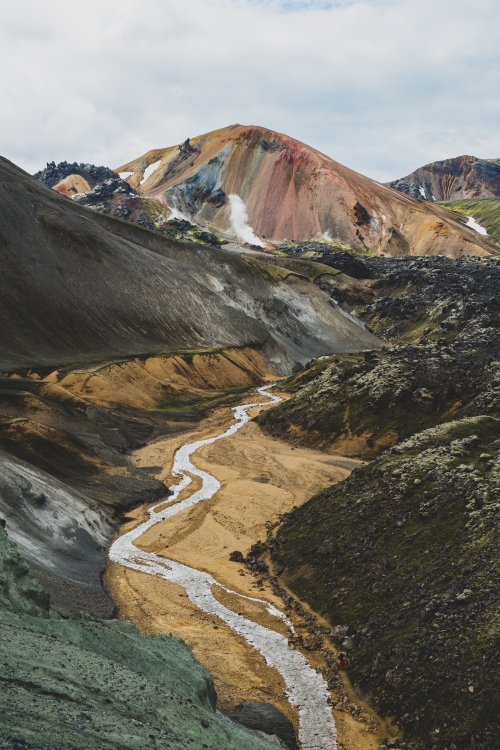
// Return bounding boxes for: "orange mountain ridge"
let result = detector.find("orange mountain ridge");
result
[116,124,492,257]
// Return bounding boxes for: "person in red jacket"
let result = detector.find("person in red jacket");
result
[338,652,346,670]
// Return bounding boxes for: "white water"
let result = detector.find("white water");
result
[109,385,337,750]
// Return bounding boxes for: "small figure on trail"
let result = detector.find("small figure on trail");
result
[338,652,346,670]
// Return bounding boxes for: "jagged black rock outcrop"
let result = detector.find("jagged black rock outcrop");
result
[34,161,117,189]
[34,159,224,246]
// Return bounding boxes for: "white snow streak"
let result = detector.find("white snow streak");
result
[119,171,133,180]
[466,216,488,236]
[140,160,161,185]
[109,385,337,750]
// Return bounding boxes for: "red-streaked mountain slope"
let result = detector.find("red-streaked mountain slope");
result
[388,154,500,202]
[115,125,492,257]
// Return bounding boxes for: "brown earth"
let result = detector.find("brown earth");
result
[55,347,269,410]
[105,400,386,750]
[53,174,91,197]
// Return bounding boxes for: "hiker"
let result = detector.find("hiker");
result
[338,652,346,670]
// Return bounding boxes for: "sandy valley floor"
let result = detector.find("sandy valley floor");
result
[105,398,386,750]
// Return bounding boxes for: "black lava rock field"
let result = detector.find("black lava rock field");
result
[257,253,500,749]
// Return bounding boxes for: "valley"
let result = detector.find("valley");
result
[1,126,500,750]
[105,388,383,750]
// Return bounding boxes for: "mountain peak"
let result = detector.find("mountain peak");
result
[115,125,492,257]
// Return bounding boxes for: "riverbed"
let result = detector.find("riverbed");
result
[106,387,380,750]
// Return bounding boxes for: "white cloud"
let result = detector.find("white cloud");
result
[0,0,499,181]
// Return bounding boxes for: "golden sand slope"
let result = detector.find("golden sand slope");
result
[50,347,268,410]
[105,403,386,750]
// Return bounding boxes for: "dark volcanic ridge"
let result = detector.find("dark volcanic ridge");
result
[2,155,381,374]
[255,253,500,749]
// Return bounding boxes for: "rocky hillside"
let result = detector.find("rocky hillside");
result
[1,155,381,375]
[263,416,500,750]
[0,524,282,750]
[34,161,225,247]
[388,155,500,202]
[115,125,491,257]
[253,253,500,748]
[1,152,386,622]
[258,255,500,457]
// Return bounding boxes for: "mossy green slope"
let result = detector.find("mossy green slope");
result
[0,525,277,750]
[269,418,500,749]
[439,198,500,249]
[0,521,50,617]
[255,255,500,747]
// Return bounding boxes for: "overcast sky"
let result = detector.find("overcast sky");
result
[0,0,498,181]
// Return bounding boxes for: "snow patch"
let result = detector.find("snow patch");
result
[119,171,133,180]
[140,160,161,185]
[419,186,427,199]
[228,194,264,247]
[466,216,488,236]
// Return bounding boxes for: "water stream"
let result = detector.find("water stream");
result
[109,386,337,750]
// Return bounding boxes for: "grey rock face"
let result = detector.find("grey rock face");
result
[223,701,299,750]
[0,450,115,617]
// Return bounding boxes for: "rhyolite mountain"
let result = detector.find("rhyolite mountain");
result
[114,125,492,257]
[388,154,500,202]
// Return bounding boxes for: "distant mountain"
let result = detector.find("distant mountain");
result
[388,154,500,202]
[115,124,492,258]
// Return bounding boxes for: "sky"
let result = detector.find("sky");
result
[0,0,499,181]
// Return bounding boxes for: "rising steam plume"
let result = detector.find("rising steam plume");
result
[228,194,264,247]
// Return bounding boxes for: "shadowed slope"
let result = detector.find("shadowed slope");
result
[116,124,491,257]
[0,155,381,374]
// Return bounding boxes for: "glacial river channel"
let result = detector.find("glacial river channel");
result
[109,386,338,750]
